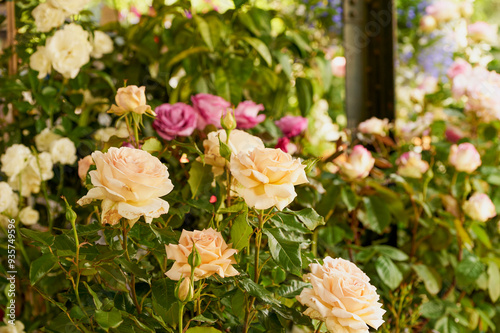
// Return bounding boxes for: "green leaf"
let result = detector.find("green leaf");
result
[215,68,231,102]
[230,210,253,251]
[166,46,210,68]
[194,16,214,51]
[375,256,402,290]
[242,37,272,66]
[276,280,309,298]
[455,253,485,289]
[292,208,325,231]
[186,328,221,333]
[188,161,213,199]
[358,196,391,234]
[142,137,162,153]
[83,282,103,309]
[95,308,123,331]
[295,78,313,116]
[21,228,55,246]
[152,278,179,326]
[218,136,232,161]
[412,264,442,295]
[238,278,279,304]
[420,300,445,319]
[30,253,58,285]
[373,245,409,261]
[488,262,500,302]
[471,223,492,249]
[341,186,358,212]
[263,228,302,276]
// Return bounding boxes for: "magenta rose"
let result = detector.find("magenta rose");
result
[234,101,266,129]
[153,103,197,140]
[191,93,231,130]
[275,115,308,138]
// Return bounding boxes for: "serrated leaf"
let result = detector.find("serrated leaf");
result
[263,228,302,276]
[413,264,442,295]
[30,253,58,285]
[230,210,253,251]
[95,308,123,331]
[188,161,213,199]
[375,256,402,290]
[488,262,500,302]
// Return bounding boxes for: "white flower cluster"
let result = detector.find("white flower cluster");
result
[30,2,114,79]
[35,129,78,165]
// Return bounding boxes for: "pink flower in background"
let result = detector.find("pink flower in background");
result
[397,152,429,179]
[425,1,460,22]
[447,59,472,79]
[331,56,346,78]
[275,115,308,138]
[468,22,498,44]
[449,143,481,173]
[463,193,497,222]
[275,137,297,155]
[338,145,375,181]
[234,101,266,129]
[153,103,197,140]
[445,126,464,143]
[191,93,231,130]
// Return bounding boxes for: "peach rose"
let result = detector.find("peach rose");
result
[165,228,239,281]
[203,129,265,177]
[397,152,429,179]
[338,145,375,181]
[78,155,94,181]
[230,147,308,210]
[77,147,173,225]
[463,193,497,222]
[108,85,154,116]
[297,257,385,333]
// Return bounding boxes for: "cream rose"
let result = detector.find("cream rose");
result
[50,138,77,165]
[449,143,481,173]
[30,47,52,79]
[0,182,14,213]
[91,31,114,59]
[338,145,375,181]
[463,193,497,222]
[19,207,40,226]
[45,23,92,79]
[94,121,130,142]
[29,152,54,181]
[203,129,265,176]
[77,147,174,225]
[230,147,308,210]
[397,152,429,179]
[108,85,154,116]
[297,257,385,333]
[358,117,390,137]
[165,228,239,281]
[47,0,90,15]
[35,128,62,152]
[32,3,66,33]
[0,319,25,333]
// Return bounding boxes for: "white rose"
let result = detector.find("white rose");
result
[1,144,32,179]
[29,46,52,79]
[29,152,54,181]
[50,138,77,165]
[230,147,309,210]
[19,207,40,226]
[35,128,62,152]
[463,193,497,222]
[47,0,90,15]
[0,319,25,333]
[358,117,390,137]
[0,182,14,213]
[45,23,93,79]
[94,122,130,142]
[91,31,114,59]
[11,167,42,197]
[32,3,66,33]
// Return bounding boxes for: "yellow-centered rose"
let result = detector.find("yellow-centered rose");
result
[108,85,154,116]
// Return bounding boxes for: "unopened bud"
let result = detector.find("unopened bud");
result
[175,277,194,302]
[62,196,77,225]
[221,109,237,132]
[188,244,202,269]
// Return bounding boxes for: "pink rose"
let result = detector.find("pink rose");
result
[468,22,498,44]
[153,103,197,140]
[449,143,481,173]
[297,257,385,333]
[275,115,308,138]
[78,155,94,181]
[338,145,375,181]
[275,137,297,154]
[463,193,497,222]
[234,101,266,129]
[426,1,460,22]
[191,93,231,130]
[165,228,239,281]
[447,59,472,80]
[445,126,464,143]
[397,152,429,179]
[331,56,346,78]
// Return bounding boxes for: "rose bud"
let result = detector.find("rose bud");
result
[338,145,375,181]
[175,277,194,303]
[449,143,481,173]
[397,152,429,179]
[109,85,154,116]
[463,193,497,222]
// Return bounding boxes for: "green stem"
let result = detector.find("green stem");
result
[178,302,185,333]
[315,321,324,333]
[70,217,83,309]
[254,210,265,283]
[311,228,319,258]
[122,222,142,314]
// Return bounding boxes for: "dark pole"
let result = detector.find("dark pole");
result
[344,0,396,128]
